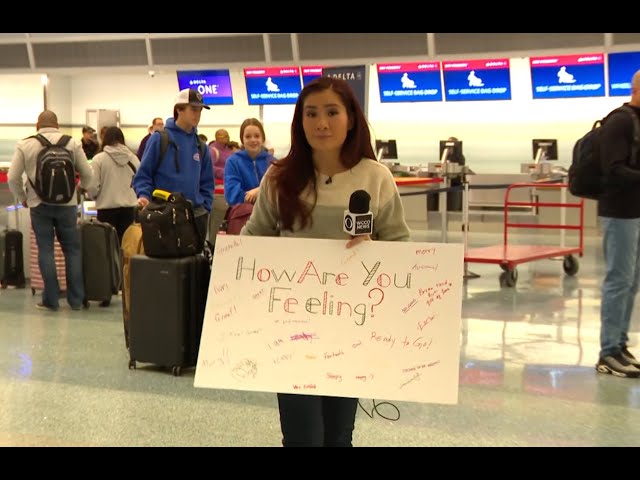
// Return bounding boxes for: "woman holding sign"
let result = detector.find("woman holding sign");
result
[241,77,411,447]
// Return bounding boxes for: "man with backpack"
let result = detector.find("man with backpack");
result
[133,88,214,253]
[7,110,94,312]
[595,69,640,378]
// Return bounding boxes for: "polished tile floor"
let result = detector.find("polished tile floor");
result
[1,230,639,447]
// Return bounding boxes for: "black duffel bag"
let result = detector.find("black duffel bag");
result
[140,190,200,258]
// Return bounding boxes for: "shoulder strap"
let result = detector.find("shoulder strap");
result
[159,130,169,160]
[198,139,207,161]
[105,151,137,175]
[154,131,205,175]
[29,133,52,147]
[156,130,180,174]
[619,105,640,142]
[56,134,72,147]
[616,105,640,166]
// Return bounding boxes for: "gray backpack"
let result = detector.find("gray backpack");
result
[28,134,76,204]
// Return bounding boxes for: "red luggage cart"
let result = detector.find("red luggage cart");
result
[464,182,584,287]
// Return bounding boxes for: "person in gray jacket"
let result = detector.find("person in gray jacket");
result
[86,126,140,243]
[8,110,93,312]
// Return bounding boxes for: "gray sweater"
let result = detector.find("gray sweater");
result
[241,158,411,242]
[86,144,140,209]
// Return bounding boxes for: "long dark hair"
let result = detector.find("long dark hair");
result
[268,76,375,231]
[100,126,125,151]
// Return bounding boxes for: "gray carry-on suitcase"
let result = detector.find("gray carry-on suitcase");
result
[128,254,210,376]
[79,218,122,307]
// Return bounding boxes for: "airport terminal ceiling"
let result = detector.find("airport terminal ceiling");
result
[0,33,638,74]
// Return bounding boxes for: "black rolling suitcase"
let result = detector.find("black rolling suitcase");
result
[128,254,210,376]
[1,228,26,289]
[79,218,122,307]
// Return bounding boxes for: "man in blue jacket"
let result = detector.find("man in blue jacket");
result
[133,88,214,252]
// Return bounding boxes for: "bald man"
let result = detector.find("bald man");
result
[209,129,233,180]
[8,110,93,312]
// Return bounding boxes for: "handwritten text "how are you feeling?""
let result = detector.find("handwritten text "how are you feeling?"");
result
[233,257,421,326]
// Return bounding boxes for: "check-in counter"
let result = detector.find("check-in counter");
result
[397,166,599,236]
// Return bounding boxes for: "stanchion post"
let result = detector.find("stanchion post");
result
[463,178,480,280]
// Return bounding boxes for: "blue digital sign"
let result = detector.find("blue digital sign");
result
[323,65,367,115]
[176,69,234,105]
[608,51,640,97]
[442,58,511,102]
[377,61,442,103]
[244,66,302,105]
[530,53,605,99]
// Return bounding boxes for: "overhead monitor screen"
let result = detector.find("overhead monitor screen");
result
[530,53,605,99]
[442,58,512,101]
[377,61,443,103]
[243,66,302,105]
[608,51,640,97]
[176,69,234,105]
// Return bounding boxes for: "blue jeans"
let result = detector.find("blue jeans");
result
[599,216,640,358]
[30,204,84,309]
[277,393,358,447]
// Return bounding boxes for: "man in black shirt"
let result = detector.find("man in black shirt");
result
[81,126,98,160]
[596,69,640,378]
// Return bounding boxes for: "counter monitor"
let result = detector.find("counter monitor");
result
[532,139,558,162]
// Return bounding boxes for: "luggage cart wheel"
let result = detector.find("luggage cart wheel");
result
[128,359,136,370]
[100,299,110,307]
[172,366,182,377]
[501,268,518,287]
[31,288,36,296]
[563,255,579,276]
[500,264,509,272]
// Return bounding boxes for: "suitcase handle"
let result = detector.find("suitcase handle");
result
[7,203,23,230]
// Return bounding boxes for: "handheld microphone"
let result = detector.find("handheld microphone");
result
[343,190,374,236]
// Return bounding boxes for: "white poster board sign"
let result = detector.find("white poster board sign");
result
[194,236,463,405]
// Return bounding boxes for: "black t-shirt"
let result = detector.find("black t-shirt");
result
[82,138,99,159]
